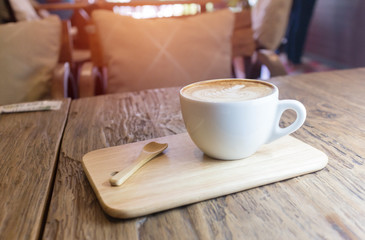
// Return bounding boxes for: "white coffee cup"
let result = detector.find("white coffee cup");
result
[180,79,306,160]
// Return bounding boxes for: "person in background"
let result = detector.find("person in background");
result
[285,0,317,64]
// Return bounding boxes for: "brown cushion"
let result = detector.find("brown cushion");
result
[0,16,61,105]
[92,9,235,93]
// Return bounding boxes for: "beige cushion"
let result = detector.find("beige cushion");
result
[92,9,234,93]
[8,0,39,21]
[252,0,292,50]
[0,16,61,105]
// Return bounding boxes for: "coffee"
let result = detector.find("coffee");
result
[180,78,306,159]
[181,79,274,102]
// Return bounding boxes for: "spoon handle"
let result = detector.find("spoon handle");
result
[109,151,160,186]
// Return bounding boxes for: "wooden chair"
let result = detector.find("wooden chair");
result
[78,1,290,97]
[33,2,92,98]
[51,21,76,99]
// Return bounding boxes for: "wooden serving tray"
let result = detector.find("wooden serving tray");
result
[82,133,327,219]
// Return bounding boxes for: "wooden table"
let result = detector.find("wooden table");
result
[2,69,365,239]
[0,99,70,240]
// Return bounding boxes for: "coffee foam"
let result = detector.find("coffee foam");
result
[182,80,274,102]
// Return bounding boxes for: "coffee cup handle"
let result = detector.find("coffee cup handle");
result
[266,100,306,144]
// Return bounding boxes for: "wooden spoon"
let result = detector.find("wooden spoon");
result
[109,142,168,186]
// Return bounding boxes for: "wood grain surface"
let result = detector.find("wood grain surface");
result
[0,99,70,240]
[43,69,365,239]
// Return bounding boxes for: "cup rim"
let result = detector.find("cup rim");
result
[180,78,278,103]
